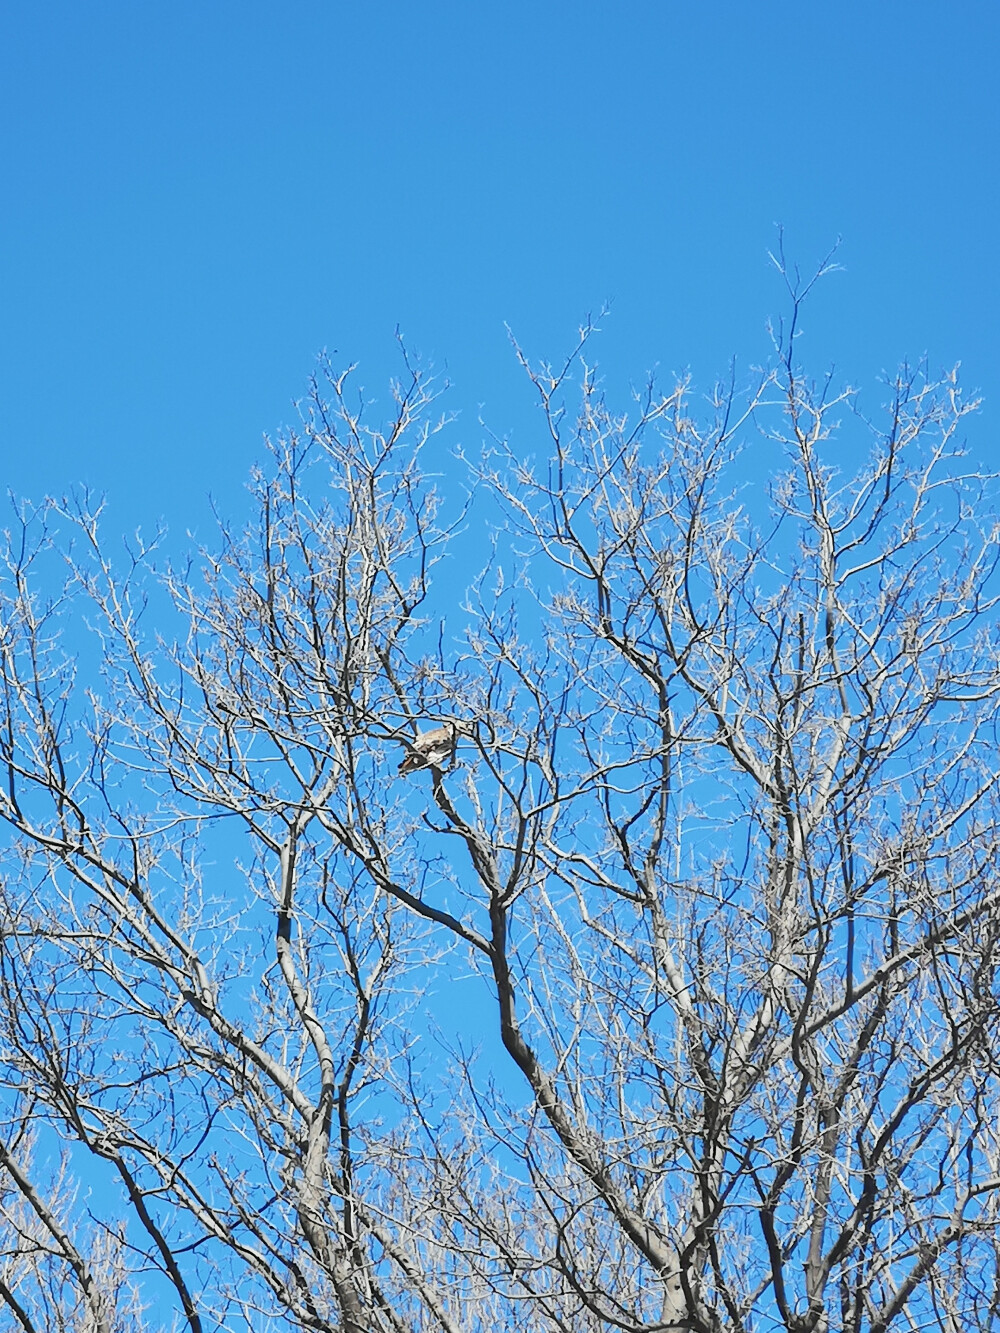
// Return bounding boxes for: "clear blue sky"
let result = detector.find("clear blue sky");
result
[2,1,997,536]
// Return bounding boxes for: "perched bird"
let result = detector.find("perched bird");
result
[397,720,475,775]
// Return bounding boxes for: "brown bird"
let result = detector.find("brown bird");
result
[397,720,475,775]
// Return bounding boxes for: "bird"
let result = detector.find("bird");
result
[397,720,475,775]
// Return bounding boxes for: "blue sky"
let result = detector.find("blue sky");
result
[2,1,997,536]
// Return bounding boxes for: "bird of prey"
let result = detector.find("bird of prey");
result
[397,720,475,775]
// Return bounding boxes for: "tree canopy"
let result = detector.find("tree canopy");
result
[2,278,999,1333]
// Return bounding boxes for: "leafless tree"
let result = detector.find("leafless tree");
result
[1,272,1000,1333]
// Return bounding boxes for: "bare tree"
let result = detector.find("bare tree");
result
[1,273,999,1333]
